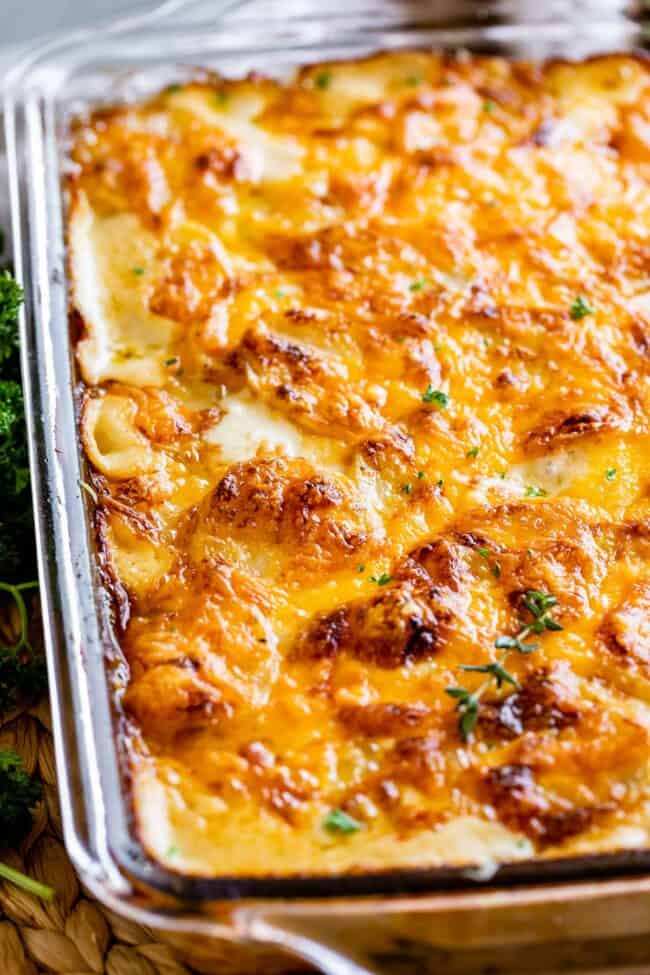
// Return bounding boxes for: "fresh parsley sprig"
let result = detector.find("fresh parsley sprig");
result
[0,273,24,367]
[0,749,53,900]
[0,269,44,715]
[0,253,51,901]
[446,589,562,741]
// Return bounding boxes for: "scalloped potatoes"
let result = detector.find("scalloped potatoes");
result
[70,51,650,877]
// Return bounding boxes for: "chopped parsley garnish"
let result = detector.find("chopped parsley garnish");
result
[422,386,449,408]
[166,83,182,94]
[357,564,365,573]
[132,266,145,276]
[215,90,229,106]
[401,482,412,495]
[466,446,479,458]
[166,844,179,857]
[409,278,430,292]
[446,589,562,741]
[525,484,547,498]
[315,71,331,90]
[323,808,362,834]
[605,467,617,482]
[165,357,179,366]
[417,470,425,479]
[370,573,393,586]
[405,74,422,87]
[274,289,286,298]
[482,99,496,114]
[476,547,500,578]
[569,295,593,320]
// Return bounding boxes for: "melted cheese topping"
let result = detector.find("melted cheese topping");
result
[69,52,650,879]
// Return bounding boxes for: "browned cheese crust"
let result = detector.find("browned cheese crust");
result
[69,51,650,877]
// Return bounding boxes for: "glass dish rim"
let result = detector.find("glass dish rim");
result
[5,0,650,908]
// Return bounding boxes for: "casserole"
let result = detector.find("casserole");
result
[6,1,650,972]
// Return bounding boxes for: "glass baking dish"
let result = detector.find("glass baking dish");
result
[5,1,650,972]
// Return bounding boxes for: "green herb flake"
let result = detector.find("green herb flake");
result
[417,470,425,479]
[401,482,412,495]
[445,687,479,742]
[166,83,182,94]
[370,573,393,586]
[466,446,479,458]
[166,844,179,858]
[459,661,518,689]
[0,274,24,367]
[165,357,179,366]
[569,295,594,320]
[132,266,145,276]
[605,467,617,482]
[405,73,422,87]
[215,90,229,106]
[323,808,362,834]
[483,99,496,114]
[409,278,429,292]
[315,71,332,91]
[422,385,449,408]
[525,485,547,498]
[357,564,365,573]
[448,589,561,741]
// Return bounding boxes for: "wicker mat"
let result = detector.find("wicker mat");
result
[0,599,310,975]
[0,698,212,975]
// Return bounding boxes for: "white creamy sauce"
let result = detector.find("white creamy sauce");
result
[203,392,344,472]
[458,448,589,508]
[509,448,590,495]
[70,196,177,386]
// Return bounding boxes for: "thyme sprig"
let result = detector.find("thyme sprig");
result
[446,589,562,741]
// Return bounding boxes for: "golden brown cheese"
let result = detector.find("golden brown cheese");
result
[69,51,650,877]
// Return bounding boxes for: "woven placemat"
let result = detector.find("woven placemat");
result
[0,602,309,975]
[0,699,220,975]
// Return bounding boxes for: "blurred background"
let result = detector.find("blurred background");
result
[3,0,640,46]
[4,0,137,45]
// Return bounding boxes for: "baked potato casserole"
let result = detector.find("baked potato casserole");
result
[68,50,650,877]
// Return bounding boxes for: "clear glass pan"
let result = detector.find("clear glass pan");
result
[5,2,650,972]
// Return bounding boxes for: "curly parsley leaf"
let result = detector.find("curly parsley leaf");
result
[0,266,43,709]
[0,273,23,368]
[0,380,30,498]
